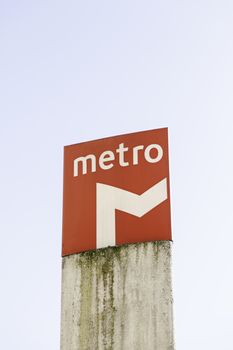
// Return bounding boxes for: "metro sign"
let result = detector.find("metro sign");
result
[62,128,172,256]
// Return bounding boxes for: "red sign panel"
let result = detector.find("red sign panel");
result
[62,128,172,256]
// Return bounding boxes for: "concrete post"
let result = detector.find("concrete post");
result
[61,241,174,350]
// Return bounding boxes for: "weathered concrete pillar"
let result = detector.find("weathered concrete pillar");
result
[61,241,174,350]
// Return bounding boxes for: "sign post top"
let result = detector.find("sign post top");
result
[62,128,172,256]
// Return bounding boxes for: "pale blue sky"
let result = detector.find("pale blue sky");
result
[1,1,233,349]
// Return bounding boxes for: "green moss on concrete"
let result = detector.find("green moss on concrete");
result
[78,256,94,349]
[75,240,170,264]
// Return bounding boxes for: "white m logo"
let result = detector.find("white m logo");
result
[96,178,168,249]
